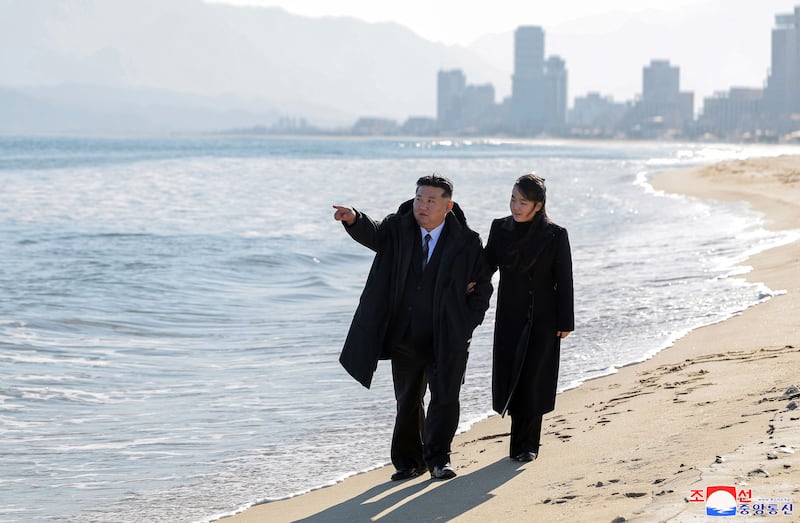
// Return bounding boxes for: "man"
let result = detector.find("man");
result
[332,174,492,481]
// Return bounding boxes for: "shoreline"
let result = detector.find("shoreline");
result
[218,155,799,523]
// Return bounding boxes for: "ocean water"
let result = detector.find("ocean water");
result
[1,136,798,523]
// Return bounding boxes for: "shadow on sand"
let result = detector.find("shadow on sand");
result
[293,458,526,522]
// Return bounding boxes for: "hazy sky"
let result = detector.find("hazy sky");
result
[210,0,800,107]
[209,0,706,45]
[213,0,796,45]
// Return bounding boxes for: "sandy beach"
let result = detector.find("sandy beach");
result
[219,155,800,523]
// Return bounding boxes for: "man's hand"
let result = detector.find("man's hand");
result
[332,205,356,226]
[466,281,476,295]
[556,331,571,339]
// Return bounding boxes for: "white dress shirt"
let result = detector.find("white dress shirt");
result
[420,221,445,265]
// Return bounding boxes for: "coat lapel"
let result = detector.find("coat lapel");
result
[395,213,418,303]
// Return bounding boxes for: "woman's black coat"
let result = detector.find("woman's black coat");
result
[339,200,493,399]
[485,216,574,416]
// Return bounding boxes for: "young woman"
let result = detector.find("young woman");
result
[484,173,574,462]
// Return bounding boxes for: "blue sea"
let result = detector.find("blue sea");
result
[1,136,798,523]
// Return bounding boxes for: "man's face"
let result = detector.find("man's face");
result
[413,185,453,232]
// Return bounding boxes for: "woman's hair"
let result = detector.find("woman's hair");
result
[514,173,548,220]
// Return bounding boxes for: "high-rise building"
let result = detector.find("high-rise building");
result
[643,60,680,102]
[699,88,763,139]
[437,69,466,130]
[543,56,568,129]
[764,7,800,130]
[436,69,499,133]
[621,59,693,137]
[460,84,496,131]
[511,26,545,132]
[514,26,545,77]
[510,26,567,133]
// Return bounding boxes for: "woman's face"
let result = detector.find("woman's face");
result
[510,186,543,222]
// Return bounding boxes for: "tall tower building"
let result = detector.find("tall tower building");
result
[511,26,545,131]
[543,56,568,127]
[514,26,545,77]
[621,59,693,136]
[437,69,466,130]
[510,26,567,133]
[643,60,680,102]
[765,7,800,121]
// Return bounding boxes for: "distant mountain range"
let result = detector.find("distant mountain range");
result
[0,0,507,133]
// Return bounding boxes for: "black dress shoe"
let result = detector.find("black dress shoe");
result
[430,463,456,480]
[390,466,425,481]
[512,451,537,462]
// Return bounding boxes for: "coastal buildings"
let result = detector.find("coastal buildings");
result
[435,69,499,134]
[433,32,697,139]
[696,5,800,141]
[350,4,800,142]
[568,93,628,137]
[432,25,569,136]
[698,88,764,140]
[619,60,694,139]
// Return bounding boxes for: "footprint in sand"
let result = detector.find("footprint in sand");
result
[624,492,647,498]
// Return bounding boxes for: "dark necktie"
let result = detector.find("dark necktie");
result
[421,233,432,271]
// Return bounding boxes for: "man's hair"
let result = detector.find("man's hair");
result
[416,174,453,198]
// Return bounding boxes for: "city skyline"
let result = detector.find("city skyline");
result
[414,4,800,141]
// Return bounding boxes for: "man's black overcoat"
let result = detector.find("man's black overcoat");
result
[339,200,492,398]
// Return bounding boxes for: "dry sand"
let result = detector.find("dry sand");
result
[219,155,800,523]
